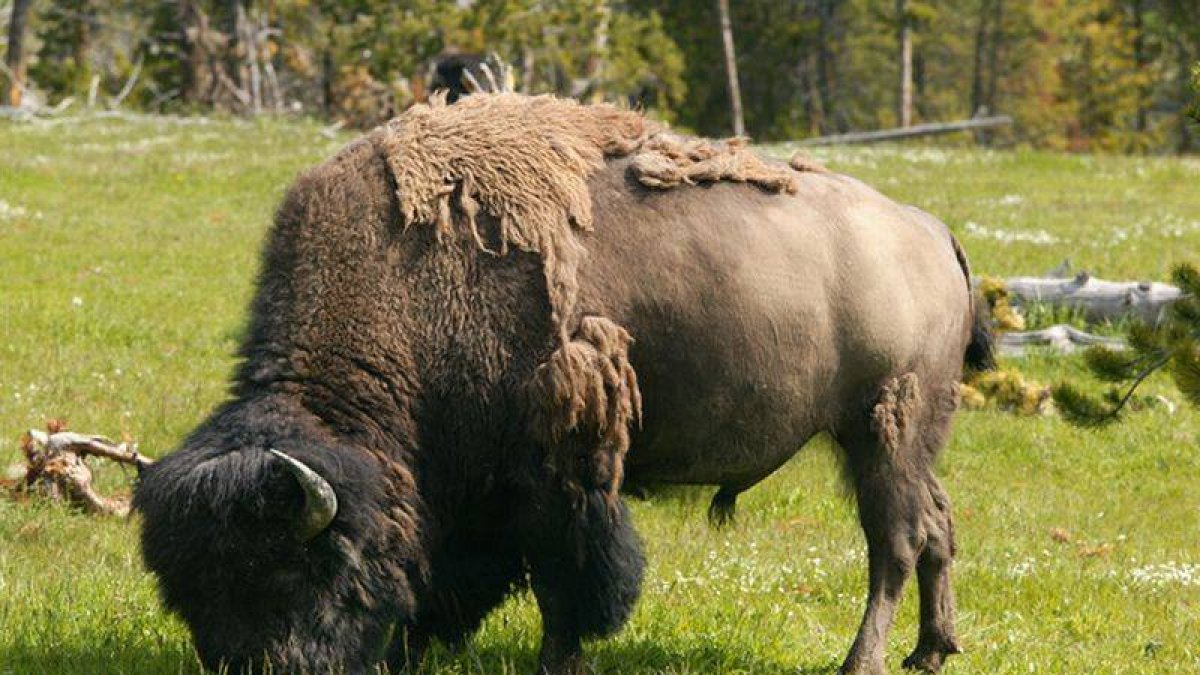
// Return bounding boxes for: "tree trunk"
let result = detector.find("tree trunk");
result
[178,0,208,105]
[804,54,825,135]
[896,0,913,127]
[1132,0,1148,133]
[521,46,536,94]
[72,0,95,78]
[717,0,745,137]
[320,47,335,115]
[5,0,34,107]
[798,115,1012,146]
[970,0,991,115]
[236,3,262,114]
[1180,41,1195,153]
[914,48,927,120]
[997,325,1127,356]
[815,0,838,134]
[585,2,610,103]
[984,0,1003,113]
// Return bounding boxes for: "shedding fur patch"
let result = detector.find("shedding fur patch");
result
[527,317,642,512]
[872,373,922,456]
[788,152,828,173]
[631,134,799,193]
[376,93,803,336]
[377,93,652,332]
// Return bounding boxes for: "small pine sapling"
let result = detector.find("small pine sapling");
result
[1053,263,1200,426]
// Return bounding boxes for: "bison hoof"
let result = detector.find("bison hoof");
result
[902,639,961,673]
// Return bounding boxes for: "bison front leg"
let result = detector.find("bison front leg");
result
[385,623,432,673]
[526,491,645,675]
[386,544,527,672]
[524,317,646,674]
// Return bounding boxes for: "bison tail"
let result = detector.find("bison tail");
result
[948,232,996,374]
[965,297,997,373]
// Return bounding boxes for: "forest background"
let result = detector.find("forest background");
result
[2,1,1199,152]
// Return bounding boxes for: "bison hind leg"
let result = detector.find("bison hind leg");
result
[837,373,961,675]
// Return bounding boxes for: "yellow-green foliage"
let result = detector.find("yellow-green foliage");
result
[977,276,1026,332]
[962,368,1052,416]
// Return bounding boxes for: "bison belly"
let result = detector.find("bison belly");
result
[576,163,969,490]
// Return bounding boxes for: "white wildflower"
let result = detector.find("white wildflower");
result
[1129,562,1200,588]
[963,220,1060,245]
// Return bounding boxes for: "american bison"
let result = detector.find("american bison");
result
[135,93,991,675]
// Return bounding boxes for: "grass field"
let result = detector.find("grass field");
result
[2,116,1199,674]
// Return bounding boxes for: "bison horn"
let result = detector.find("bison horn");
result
[269,449,338,541]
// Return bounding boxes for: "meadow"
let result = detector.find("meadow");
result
[1,116,1198,674]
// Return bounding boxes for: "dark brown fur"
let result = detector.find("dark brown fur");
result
[136,96,989,675]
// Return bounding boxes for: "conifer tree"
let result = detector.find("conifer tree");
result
[1053,263,1200,426]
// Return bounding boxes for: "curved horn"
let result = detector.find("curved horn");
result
[269,449,338,541]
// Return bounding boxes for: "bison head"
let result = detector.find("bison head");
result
[134,396,417,673]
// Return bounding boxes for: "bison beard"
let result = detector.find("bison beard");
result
[136,93,984,674]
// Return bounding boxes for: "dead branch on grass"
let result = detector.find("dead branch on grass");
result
[8,420,151,517]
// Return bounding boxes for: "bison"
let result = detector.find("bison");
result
[134,94,992,675]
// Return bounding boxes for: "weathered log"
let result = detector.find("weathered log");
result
[796,115,1012,146]
[997,324,1126,357]
[26,429,151,470]
[12,424,151,517]
[1003,272,1182,325]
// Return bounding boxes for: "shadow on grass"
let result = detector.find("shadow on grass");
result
[416,637,839,674]
[2,634,839,674]
[0,642,204,675]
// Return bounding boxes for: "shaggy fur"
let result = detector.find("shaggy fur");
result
[135,395,419,673]
[527,316,641,514]
[375,93,804,336]
[872,373,922,457]
[788,152,828,173]
[376,93,652,334]
[137,93,984,675]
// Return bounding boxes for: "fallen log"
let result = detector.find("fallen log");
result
[1003,272,1182,325]
[10,422,151,516]
[796,115,1012,146]
[997,324,1126,357]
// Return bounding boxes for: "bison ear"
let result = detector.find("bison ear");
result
[269,449,338,542]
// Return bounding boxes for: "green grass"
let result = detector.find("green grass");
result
[2,118,1199,674]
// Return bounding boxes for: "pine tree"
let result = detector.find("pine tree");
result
[31,0,97,98]
[1053,263,1200,426]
